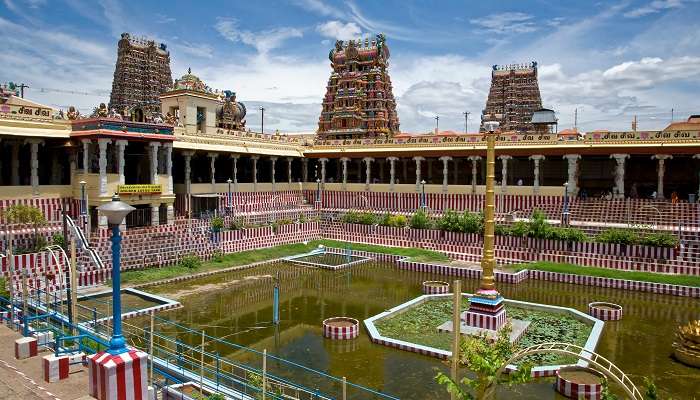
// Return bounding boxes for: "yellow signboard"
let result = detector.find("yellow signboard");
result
[117,184,162,195]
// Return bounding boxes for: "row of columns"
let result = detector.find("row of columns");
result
[314,154,682,197]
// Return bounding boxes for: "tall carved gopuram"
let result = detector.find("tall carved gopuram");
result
[317,34,400,140]
[109,32,173,118]
[481,62,542,133]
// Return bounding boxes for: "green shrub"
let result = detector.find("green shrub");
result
[495,224,510,236]
[509,221,529,237]
[596,228,639,245]
[277,218,294,225]
[229,218,245,230]
[341,211,359,223]
[547,227,588,242]
[528,209,549,239]
[437,209,461,232]
[180,254,201,270]
[52,233,66,249]
[379,213,393,226]
[410,209,432,229]
[357,212,378,225]
[460,211,484,234]
[639,232,678,248]
[0,277,9,298]
[388,215,408,228]
[210,216,224,231]
[298,212,307,224]
[210,250,224,263]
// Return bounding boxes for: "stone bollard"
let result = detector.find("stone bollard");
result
[14,337,38,359]
[87,349,148,400]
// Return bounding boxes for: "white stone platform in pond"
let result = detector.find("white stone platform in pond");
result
[437,318,530,343]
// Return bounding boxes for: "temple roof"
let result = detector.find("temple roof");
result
[172,68,213,94]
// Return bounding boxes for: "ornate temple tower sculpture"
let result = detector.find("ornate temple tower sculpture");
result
[317,34,400,140]
[218,91,247,130]
[109,33,173,119]
[480,62,542,133]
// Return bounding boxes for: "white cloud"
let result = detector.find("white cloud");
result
[316,20,362,40]
[215,17,303,55]
[172,41,214,59]
[292,0,345,18]
[470,12,537,35]
[155,13,175,24]
[624,0,685,18]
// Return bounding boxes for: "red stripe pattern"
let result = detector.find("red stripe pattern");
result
[555,368,603,399]
[88,349,148,400]
[14,337,38,359]
[422,281,450,294]
[588,302,623,321]
[43,354,70,382]
[323,317,360,340]
[462,309,507,331]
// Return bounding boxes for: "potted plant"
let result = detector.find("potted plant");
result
[210,216,224,232]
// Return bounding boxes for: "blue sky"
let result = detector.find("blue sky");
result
[2,0,699,132]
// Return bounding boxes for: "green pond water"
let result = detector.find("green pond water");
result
[139,261,700,400]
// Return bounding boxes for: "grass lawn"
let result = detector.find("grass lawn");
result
[509,261,700,288]
[119,239,449,286]
[374,297,590,365]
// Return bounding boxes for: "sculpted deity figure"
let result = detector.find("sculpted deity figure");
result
[67,106,80,120]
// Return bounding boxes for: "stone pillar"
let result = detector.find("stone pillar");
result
[363,157,374,191]
[563,154,581,196]
[27,139,42,195]
[97,138,110,197]
[149,142,161,185]
[231,154,239,192]
[652,154,672,199]
[286,157,293,184]
[207,152,218,193]
[163,143,173,195]
[81,139,90,175]
[270,156,277,191]
[302,158,308,182]
[387,157,398,192]
[10,141,20,185]
[251,155,259,191]
[498,155,512,193]
[610,154,629,199]
[340,157,349,191]
[468,156,481,194]
[151,205,160,226]
[413,156,424,192]
[319,158,328,186]
[529,155,545,194]
[167,204,174,225]
[439,156,452,193]
[183,151,193,196]
[116,140,127,186]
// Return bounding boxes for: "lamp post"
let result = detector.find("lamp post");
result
[227,178,233,215]
[80,180,87,216]
[480,119,499,292]
[316,178,321,203]
[97,194,135,355]
[260,106,265,134]
[563,182,570,226]
[421,179,426,209]
[463,111,470,133]
[435,115,439,132]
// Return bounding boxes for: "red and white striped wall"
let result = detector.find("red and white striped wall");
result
[323,317,360,340]
[555,368,603,400]
[88,349,148,400]
[0,197,80,223]
[422,281,450,294]
[588,302,623,321]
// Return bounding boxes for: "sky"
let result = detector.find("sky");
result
[1,0,699,133]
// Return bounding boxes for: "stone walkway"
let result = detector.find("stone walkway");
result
[0,324,90,400]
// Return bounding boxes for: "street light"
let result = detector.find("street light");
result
[421,179,426,209]
[563,182,570,226]
[435,115,439,132]
[316,178,321,203]
[79,180,87,216]
[227,178,233,214]
[481,119,500,291]
[260,106,265,134]
[97,194,135,355]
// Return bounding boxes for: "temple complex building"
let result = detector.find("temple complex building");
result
[481,62,542,133]
[317,34,400,140]
[109,33,173,120]
[1,34,700,231]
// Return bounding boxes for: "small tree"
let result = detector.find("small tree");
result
[2,204,47,252]
[435,324,532,400]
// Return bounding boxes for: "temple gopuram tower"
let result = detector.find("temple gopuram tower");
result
[109,33,173,118]
[480,62,542,133]
[317,34,400,140]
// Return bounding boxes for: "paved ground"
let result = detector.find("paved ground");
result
[0,324,91,400]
